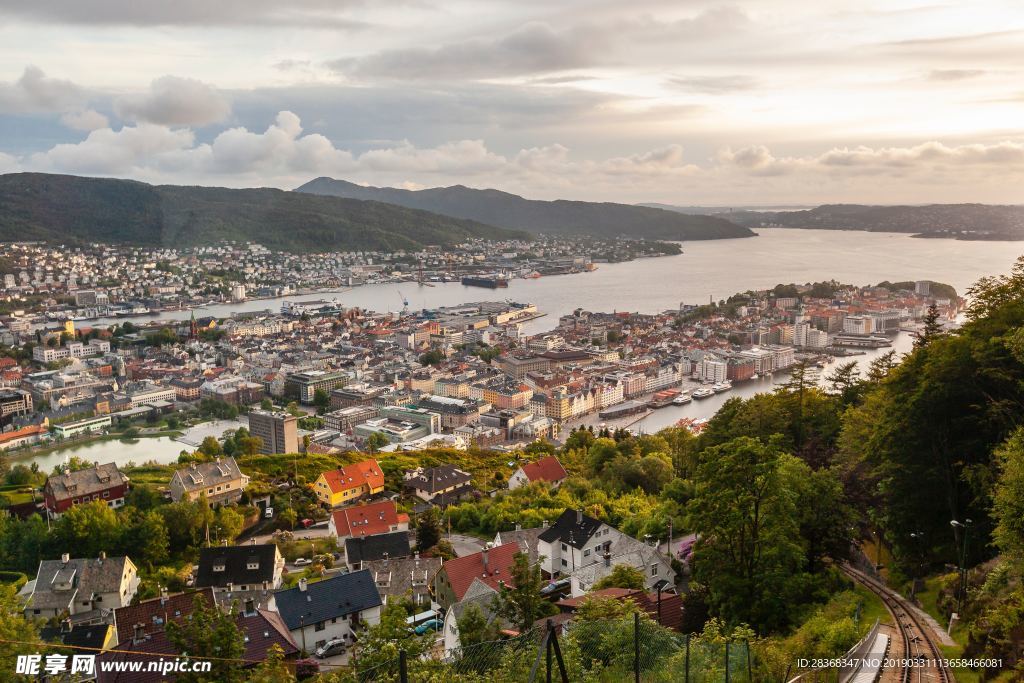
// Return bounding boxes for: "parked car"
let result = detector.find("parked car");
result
[414,619,443,635]
[293,558,312,566]
[301,518,315,528]
[314,638,346,659]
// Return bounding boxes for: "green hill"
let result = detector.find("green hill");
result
[0,173,527,252]
[295,177,755,241]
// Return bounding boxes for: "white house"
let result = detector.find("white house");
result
[274,572,383,654]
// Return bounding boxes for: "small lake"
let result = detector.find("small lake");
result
[12,436,187,474]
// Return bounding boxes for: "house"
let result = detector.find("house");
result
[556,587,683,630]
[112,588,216,646]
[328,500,410,544]
[492,526,546,564]
[43,462,129,519]
[362,553,443,608]
[40,621,116,652]
[567,535,675,597]
[442,580,505,657]
[536,509,622,578]
[434,542,521,609]
[312,459,385,508]
[403,464,474,506]
[344,531,412,571]
[508,456,568,490]
[168,457,249,505]
[275,572,383,654]
[25,553,139,620]
[100,590,297,683]
[194,544,284,610]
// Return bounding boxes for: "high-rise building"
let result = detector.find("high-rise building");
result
[248,410,299,454]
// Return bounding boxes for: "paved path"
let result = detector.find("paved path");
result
[449,533,485,557]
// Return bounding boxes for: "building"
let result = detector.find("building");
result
[557,587,683,631]
[442,581,504,657]
[33,339,111,363]
[0,389,33,424]
[363,554,442,607]
[566,534,675,597]
[248,410,299,455]
[25,553,139,619]
[508,456,568,490]
[51,414,112,439]
[537,509,622,577]
[312,459,386,508]
[329,500,410,543]
[843,315,874,335]
[434,542,521,609]
[324,405,379,433]
[353,417,431,445]
[44,462,129,518]
[915,280,931,296]
[285,370,349,404]
[275,572,383,654]
[168,457,249,505]
[194,544,284,607]
[698,356,727,383]
[403,465,474,505]
[414,395,487,431]
[170,377,203,402]
[344,531,412,571]
[121,380,176,409]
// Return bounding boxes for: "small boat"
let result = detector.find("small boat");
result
[692,387,715,399]
[672,393,693,406]
[712,381,733,393]
[751,373,760,380]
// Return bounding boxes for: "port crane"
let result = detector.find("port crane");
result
[398,290,409,316]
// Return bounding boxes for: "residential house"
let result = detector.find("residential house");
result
[194,544,284,610]
[556,587,683,631]
[536,509,622,578]
[275,572,383,654]
[44,462,129,518]
[312,459,385,508]
[403,465,474,507]
[567,535,675,597]
[25,553,139,620]
[344,531,411,572]
[434,542,520,609]
[168,457,249,505]
[328,500,409,544]
[442,580,505,657]
[40,621,116,652]
[362,553,442,608]
[508,456,568,490]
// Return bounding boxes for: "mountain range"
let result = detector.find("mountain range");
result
[295,177,754,241]
[0,173,527,252]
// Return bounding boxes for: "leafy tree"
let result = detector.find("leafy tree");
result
[51,500,121,559]
[354,603,430,675]
[0,585,39,677]
[238,436,263,456]
[419,349,444,366]
[124,511,170,567]
[313,388,330,412]
[247,644,297,683]
[993,428,1024,564]
[260,398,273,411]
[366,432,389,453]
[493,552,558,632]
[914,302,943,348]
[592,564,645,590]
[456,602,502,648]
[198,436,223,458]
[416,507,441,553]
[825,361,863,407]
[278,508,298,530]
[213,507,245,544]
[166,595,245,683]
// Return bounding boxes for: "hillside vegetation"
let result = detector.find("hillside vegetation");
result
[296,177,755,241]
[0,173,527,252]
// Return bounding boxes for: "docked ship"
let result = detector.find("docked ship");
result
[461,275,509,288]
[672,392,693,406]
[692,387,715,399]
[712,381,733,393]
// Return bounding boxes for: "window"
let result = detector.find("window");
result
[560,543,567,552]
[650,565,658,576]
[583,549,591,558]
[561,558,567,567]
[102,491,109,499]
[315,622,326,632]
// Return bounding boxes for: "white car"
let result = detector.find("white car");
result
[293,558,312,566]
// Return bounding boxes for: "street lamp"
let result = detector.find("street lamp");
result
[950,519,973,615]
[908,531,924,599]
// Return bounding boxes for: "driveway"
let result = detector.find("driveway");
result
[449,533,485,557]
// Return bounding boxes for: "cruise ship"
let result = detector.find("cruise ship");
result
[692,387,715,399]
[672,392,693,406]
[712,381,733,393]
[461,275,509,288]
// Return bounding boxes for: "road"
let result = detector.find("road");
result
[449,533,485,557]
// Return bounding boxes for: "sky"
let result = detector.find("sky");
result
[1,0,1024,205]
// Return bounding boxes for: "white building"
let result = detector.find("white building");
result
[698,356,728,383]
[275,573,383,654]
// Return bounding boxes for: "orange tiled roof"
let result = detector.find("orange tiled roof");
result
[322,458,385,493]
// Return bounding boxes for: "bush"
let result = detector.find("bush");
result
[0,571,28,590]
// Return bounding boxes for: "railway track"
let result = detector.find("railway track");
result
[842,564,953,683]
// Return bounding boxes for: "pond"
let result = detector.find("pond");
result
[10,436,187,474]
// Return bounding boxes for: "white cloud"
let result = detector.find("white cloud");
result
[60,109,109,131]
[115,76,231,127]
[0,65,87,114]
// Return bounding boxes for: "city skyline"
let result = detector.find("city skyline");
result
[1,1,1024,204]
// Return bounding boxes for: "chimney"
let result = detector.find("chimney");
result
[481,547,489,574]
[576,509,583,525]
[298,578,308,592]
[61,553,70,564]
[515,522,521,531]
[60,617,72,633]
[133,623,145,643]
[604,552,611,568]
[159,587,168,606]
[542,519,549,529]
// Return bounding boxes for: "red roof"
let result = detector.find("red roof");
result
[557,588,683,631]
[0,423,45,446]
[520,456,568,484]
[322,459,385,493]
[442,542,521,601]
[331,500,409,539]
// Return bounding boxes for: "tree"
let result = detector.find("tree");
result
[354,603,430,675]
[456,602,502,648]
[213,507,245,544]
[260,398,273,411]
[419,349,444,366]
[825,361,863,407]
[592,564,645,591]
[993,428,1024,564]
[493,552,558,632]
[416,507,441,553]
[198,436,223,458]
[0,585,39,677]
[914,302,943,348]
[313,389,330,412]
[51,500,121,559]
[278,508,298,530]
[166,595,245,683]
[124,511,170,567]
[247,644,296,683]
[238,436,263,456]
[366,432,389,453]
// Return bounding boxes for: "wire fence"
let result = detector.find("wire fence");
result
[338,615,754,682]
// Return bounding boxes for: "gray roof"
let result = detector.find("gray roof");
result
[275,570,382,630]
[569,535,674,590]
[170,457,246,493]
[30,556,133,611]
[45,463,128,503]
[494,528,544,564]
[345,531,411,565]
[362,555,442,601]
[196,545,278,588]
[538,509,604,550]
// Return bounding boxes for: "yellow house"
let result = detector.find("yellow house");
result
[312,459,385,508]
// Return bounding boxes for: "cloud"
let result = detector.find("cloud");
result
[0,65,87,114]
[927,69,986,81]
[60,109,109,131]
[115,76,231,127]
[330,22,603,80]
[666,75,758,94]
[0,0,367,28]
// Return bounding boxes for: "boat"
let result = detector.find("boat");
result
[672,393,693,406]
[751,373,760,380]
[692,387,715,399]
[461,275,509,289]
[712,381,733,393]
